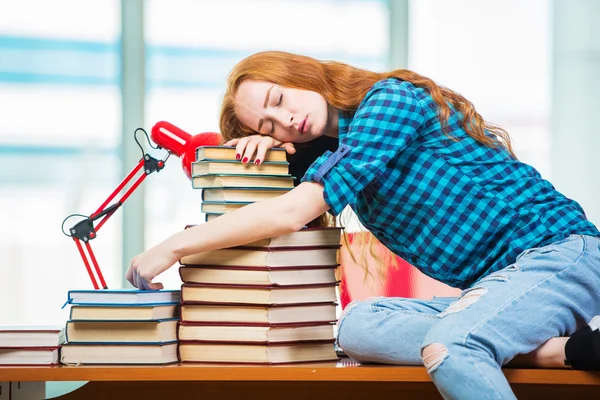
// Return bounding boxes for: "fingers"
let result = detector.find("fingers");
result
[147,282,164,291]
[281,142,296,154]
[231,134,295,164]
[255,140,271,165]
[224,138,240,147]
[242,140,259,164]
[234,137,251,161]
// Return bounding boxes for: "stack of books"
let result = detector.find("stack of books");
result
[181,145,343,364]
[0,326,64,365]
[177,227,343,364]
[192,146,295,222]
[60,289,181,365]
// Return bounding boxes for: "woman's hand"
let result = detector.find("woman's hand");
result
[126,239,179,290]
[224,135,295,165]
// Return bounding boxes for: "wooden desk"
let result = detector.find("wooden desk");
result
[2,360,600,399]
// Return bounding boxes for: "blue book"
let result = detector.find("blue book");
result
[192,159,289,176]
[69,303,179,321]
[201,187,291,203]
[192,173,294,189]
[64,289,180,307]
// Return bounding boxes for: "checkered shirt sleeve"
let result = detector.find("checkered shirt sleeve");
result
[301,80,426,216]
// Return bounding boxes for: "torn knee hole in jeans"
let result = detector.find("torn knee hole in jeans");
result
[422,343,449,373]
[439,287,487,317]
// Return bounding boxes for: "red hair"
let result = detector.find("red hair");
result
[220,50,515,157]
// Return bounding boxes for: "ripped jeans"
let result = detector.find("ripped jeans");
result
[337,234,600,400]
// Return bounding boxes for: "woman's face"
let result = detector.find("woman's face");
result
[234,80,338,143]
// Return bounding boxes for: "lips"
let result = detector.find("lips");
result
[298,117,308,133]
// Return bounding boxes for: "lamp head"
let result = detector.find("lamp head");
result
[151,121,222,179]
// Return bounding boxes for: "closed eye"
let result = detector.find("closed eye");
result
[277,93,283,106]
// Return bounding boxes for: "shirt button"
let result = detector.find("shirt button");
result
[410,256,418,264]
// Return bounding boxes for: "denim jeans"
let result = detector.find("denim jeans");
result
[337,234,600,400]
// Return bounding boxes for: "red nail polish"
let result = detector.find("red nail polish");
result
[255,159,261,165]
[236,153,241,160]
[242,157,248,163]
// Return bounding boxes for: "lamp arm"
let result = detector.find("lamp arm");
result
[62,144,168,289]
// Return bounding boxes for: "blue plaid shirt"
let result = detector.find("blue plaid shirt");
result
[301,78,600,288]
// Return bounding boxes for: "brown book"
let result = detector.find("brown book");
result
[179,265,338,286]
[180,302,337,324]
[181,283,338,305]
[0,346,60,366]
[192,174,295,189]
[178,340,338,364]
[182,226,343,248]
[60,343,178,365]
[243,227,343,248]
[195,146,287,163]
[180,247,339,268]
[65,320,178,344]
[178,322,335,344]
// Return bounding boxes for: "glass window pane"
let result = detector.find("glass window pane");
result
[0,0,121,325]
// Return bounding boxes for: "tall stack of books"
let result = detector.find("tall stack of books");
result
[179,146,342,364]
[192,146,294,222]
[0,326,64,365]
[60,289,180,365]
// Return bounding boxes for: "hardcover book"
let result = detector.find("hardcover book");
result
[179,265,338,286]
[180,247,340,268]
[180,302,337,324]
[180,283,338,305]
[65,319,178,344]
[0,347,60,365]
[201,201,249,214]
[178,322,335,344]
[195,146,287,163]
[201,187,291,203]
[61,343,178,365]
[69,303,179,321]
[65,289,180,306]
[192,173,294,189]
[0,326,65,347]
[192,160,289,176]
[178,340,338,364]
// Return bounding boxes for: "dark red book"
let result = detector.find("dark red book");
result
[180,302,337,325]
[181,282,338,306]
[178,339,338,364]
[178,264,339,286]
[178,321,335,344]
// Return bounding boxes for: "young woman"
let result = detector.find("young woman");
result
[127,51,600,399]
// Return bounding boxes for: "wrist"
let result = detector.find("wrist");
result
[167,228,200,261]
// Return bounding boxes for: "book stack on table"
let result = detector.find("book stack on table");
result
[191,146,294,222]
[60,289,181,365]
[177,228,343,364]
[0,326,64,365]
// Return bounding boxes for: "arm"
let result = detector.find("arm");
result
[126,181,329,289]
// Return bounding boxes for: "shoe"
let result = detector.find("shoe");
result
[565,316,600,370]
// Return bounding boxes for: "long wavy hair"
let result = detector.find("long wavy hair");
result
[219,50,515,281]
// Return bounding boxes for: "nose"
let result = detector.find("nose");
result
[271,109,294,129]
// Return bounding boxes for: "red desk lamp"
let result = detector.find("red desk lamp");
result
[62,121,221,289]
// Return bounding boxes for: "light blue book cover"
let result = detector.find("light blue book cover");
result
[63,289,180,308]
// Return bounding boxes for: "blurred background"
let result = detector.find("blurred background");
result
[1,0,598,327]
